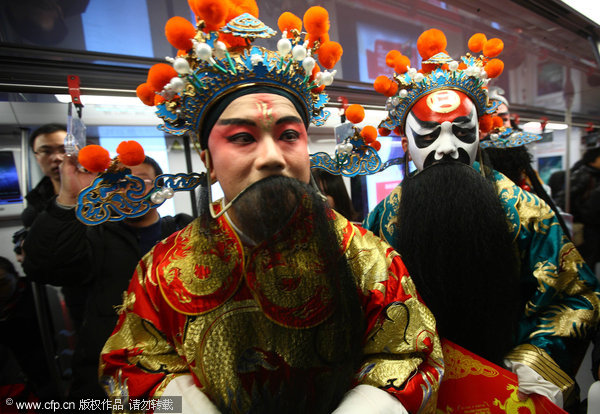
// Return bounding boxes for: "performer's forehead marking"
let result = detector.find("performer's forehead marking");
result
[411,90,474,124]
[426,90,461,113]
[256,101,274,131]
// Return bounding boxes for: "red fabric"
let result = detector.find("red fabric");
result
[101,216,441,410]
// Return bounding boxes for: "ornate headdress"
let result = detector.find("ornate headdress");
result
[136,2,343,148]
[75,1,353,224]
[374,29,505,135]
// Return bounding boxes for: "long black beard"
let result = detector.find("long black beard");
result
[231,176,309,245]
[216,176,365,414]
[397,162,521,365]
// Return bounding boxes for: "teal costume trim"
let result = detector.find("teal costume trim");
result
[363,162,600,377]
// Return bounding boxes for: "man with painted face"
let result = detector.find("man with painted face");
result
[99,6,442,414]
[404,89,479,170]
[364,29,600,410]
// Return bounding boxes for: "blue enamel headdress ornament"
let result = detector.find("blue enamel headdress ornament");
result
[310,123,384,177]
[479,128,542,149]
[309,105,403,177]
[374,29,505,134]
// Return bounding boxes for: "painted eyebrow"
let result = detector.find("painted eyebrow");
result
[411,115,440,130]
[217,118,256,126]
[452,116,473,124]
[276,116,303,125]
[217,116,302,126]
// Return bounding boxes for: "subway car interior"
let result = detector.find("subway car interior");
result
[1,0,600,411]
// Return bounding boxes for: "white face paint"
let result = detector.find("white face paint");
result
[405,96,479,171]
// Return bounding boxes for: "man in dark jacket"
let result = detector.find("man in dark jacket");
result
[559,147,600,269]
[21,123,66,228]
[22,154,193,400]
[14,123,89,333]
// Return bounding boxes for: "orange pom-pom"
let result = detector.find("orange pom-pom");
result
[386,50,402,68]
[187,0,200,16]
[378,127,391,136]
[458,62,467,70]
[483,38,504,58]
[154,94,166,105]
[136,83,155,106]
[393,126,402,136]
[278,12,302,37]
[484,58,504,78]
[492,116,504,129]
[420,62,437,74]
[189,0,228,31]
[176,49,188,57]
[468,33,487,53]
[345,104,365,124]
[374,76,391,95]
[307,32,329,49]
[479,114,493,133]
[219,32,249,48]
[374,76,398,97]
[165,17,196,51]
[303,6,329,36]
[312,84,325,93]
[361,126,378,143]
[368,140,382,151]
[78,145,111,173]
[318,41,343,69]
[117,141,146,166]
[416,28,447,60]
[384,81,398,97]
[394,55,411,74]
[147,63,177,92]
[227,0,258,21]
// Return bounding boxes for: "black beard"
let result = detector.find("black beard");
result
[398,162,522,365]
[422,147,471,169]
[215,176,365,413]
[231,176,312,244]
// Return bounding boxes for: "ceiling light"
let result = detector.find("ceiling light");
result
[546,122,568,130]
[522,122,541,132]
[522,121,568,131]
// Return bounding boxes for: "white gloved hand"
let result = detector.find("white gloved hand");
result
[159,374,221,414]
[331,384,408,414]
[504,359,563,408]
